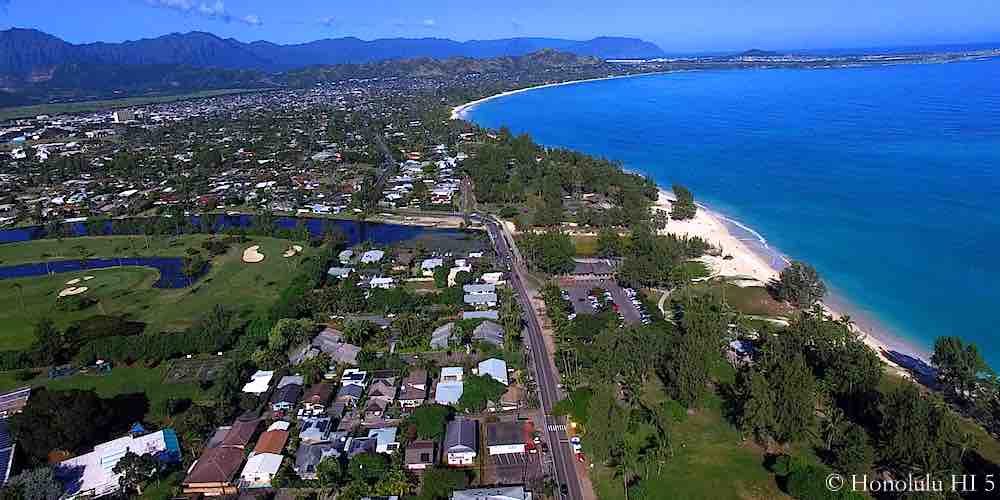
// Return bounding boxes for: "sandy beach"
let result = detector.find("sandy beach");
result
[450,72,670,120]
[654,189,914,376]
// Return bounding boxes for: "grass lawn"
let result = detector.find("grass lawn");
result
[0,364,203,423]
[589,378,790,500]
[0,89,260,121]
[0,235,311,351]
[685,281,795,318]
[573,235,599,257]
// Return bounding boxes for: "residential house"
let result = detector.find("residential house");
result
[183,414,260,496]
[477,358,509,386]
[421,258,444,276]
[463,284,497,308]
[443,420,477,466]
[485,422,528,455]
[398,369,428,409]
[430,322,454,349]
[451,486,532,500]
[242,370,274,395]
[369,276,396,289]
[0,387,30,418]
[252,421,290,456]
[291,327,361,366]
[472,321,504,347]
[294,441,343,480]
[363,398,390,421]
[462,310,499,321]
[56,429,181,499]
[405,440,436,471]
[441,367,464,383]
[300,383,333,416]
[339,250,354,264]
[327,267,354,279]
[336,384,364,406]
[360,249,385,264]
[367,427,400,454]
[298,417,337,444]
[341,368,368,387]
[270,376,304,414]
[345,436,377,458]
[239,453,283,489]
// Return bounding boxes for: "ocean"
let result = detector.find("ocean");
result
[465,57,1000,368]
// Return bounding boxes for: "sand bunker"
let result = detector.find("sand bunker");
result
[282,245,305,258]
[59,286,89,297]
[243,245,265,263]
[65,278,81,285]
[83,276,95,281]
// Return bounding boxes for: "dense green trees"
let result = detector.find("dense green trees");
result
[617,226,709,288]
[932,336,993,399]
[878,383,963,477]
[407,404,453,440]
[113,451,161,496]
[0,467,63,500]
[660,295,727,407]
[457,373,507,412]
[772,261,827,308]
[519,231,576,274]
[9,388,148,466]
[669,184,697,220]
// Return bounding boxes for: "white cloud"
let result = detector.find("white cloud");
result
[422,19,437,27]
[143,0,262,26]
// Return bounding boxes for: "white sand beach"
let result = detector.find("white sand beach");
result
[450,72,670,120]
[654,189,912,376]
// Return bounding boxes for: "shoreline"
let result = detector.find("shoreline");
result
[654,189,922,377]
[453,72,937,379]
[449,71,672,120]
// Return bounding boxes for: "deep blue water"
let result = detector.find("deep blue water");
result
[468,58,1000,367]
[0,258,199,288]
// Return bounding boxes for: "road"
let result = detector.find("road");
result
[486,219,587,500]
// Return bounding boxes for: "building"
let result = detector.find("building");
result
[398,369,428,408]
[360,249,385,264]
[367,427,400,454]
[472,321,504,347]
[327,267,354,279]
[242,370,274,395]
[183,414,260,496]
[405,440,436,471]
[300,382,334,416]
[112,109,136,123]
[568,259,614,280]
[336,384,364,406]
[443,420,477,466]
[421,258,444,276]
[441,367,464,383]
[0,387,31,418]
[477,358,509,386]
[464,284,498,308]
[451,486,532,500]
[291,327,361,366]
[462,310,499,321]
[485,422,527,455]
[0,420,13,487]
[430,322,454,349]
[239,453,283,489]
[369,276,396,289]
[341,368,368,387]
[294,441,342,480]
[270,376,304,414]
[252,421,290,456]
[56,429,181,499]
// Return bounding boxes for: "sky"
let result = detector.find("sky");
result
[1,0,998,54]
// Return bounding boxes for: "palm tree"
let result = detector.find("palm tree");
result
[820,405,847,451]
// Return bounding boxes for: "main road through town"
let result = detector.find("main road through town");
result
[486,218,587,500]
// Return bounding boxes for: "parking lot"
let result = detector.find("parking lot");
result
[559,279,649,325]
[488,452,544,484]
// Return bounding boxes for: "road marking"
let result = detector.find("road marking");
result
[547,424,566,432]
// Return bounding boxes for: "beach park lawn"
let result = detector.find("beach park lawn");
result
[588,378,792,500]
[0,235,311,351]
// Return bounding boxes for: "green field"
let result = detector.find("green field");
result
[0,364,202,423]
[589,379,790,500]
[0,89,262,121]
[685,281,795,319]
[0,235,311,351]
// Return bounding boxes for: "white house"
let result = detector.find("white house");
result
[435,382,464,406]
[369,277,396,289]
[443,420,477,466]
[367,427,400,454]
[477,358,509,386]
[242,370,274,395]
[421,258,444,276]
[441,367,464,383]
[360,249,385,264]
[239,453,283,488]
[56,429,181,499]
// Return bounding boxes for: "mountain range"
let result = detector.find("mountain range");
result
[0,28,666,76]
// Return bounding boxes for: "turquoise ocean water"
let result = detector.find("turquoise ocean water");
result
[466,58,1000,367]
